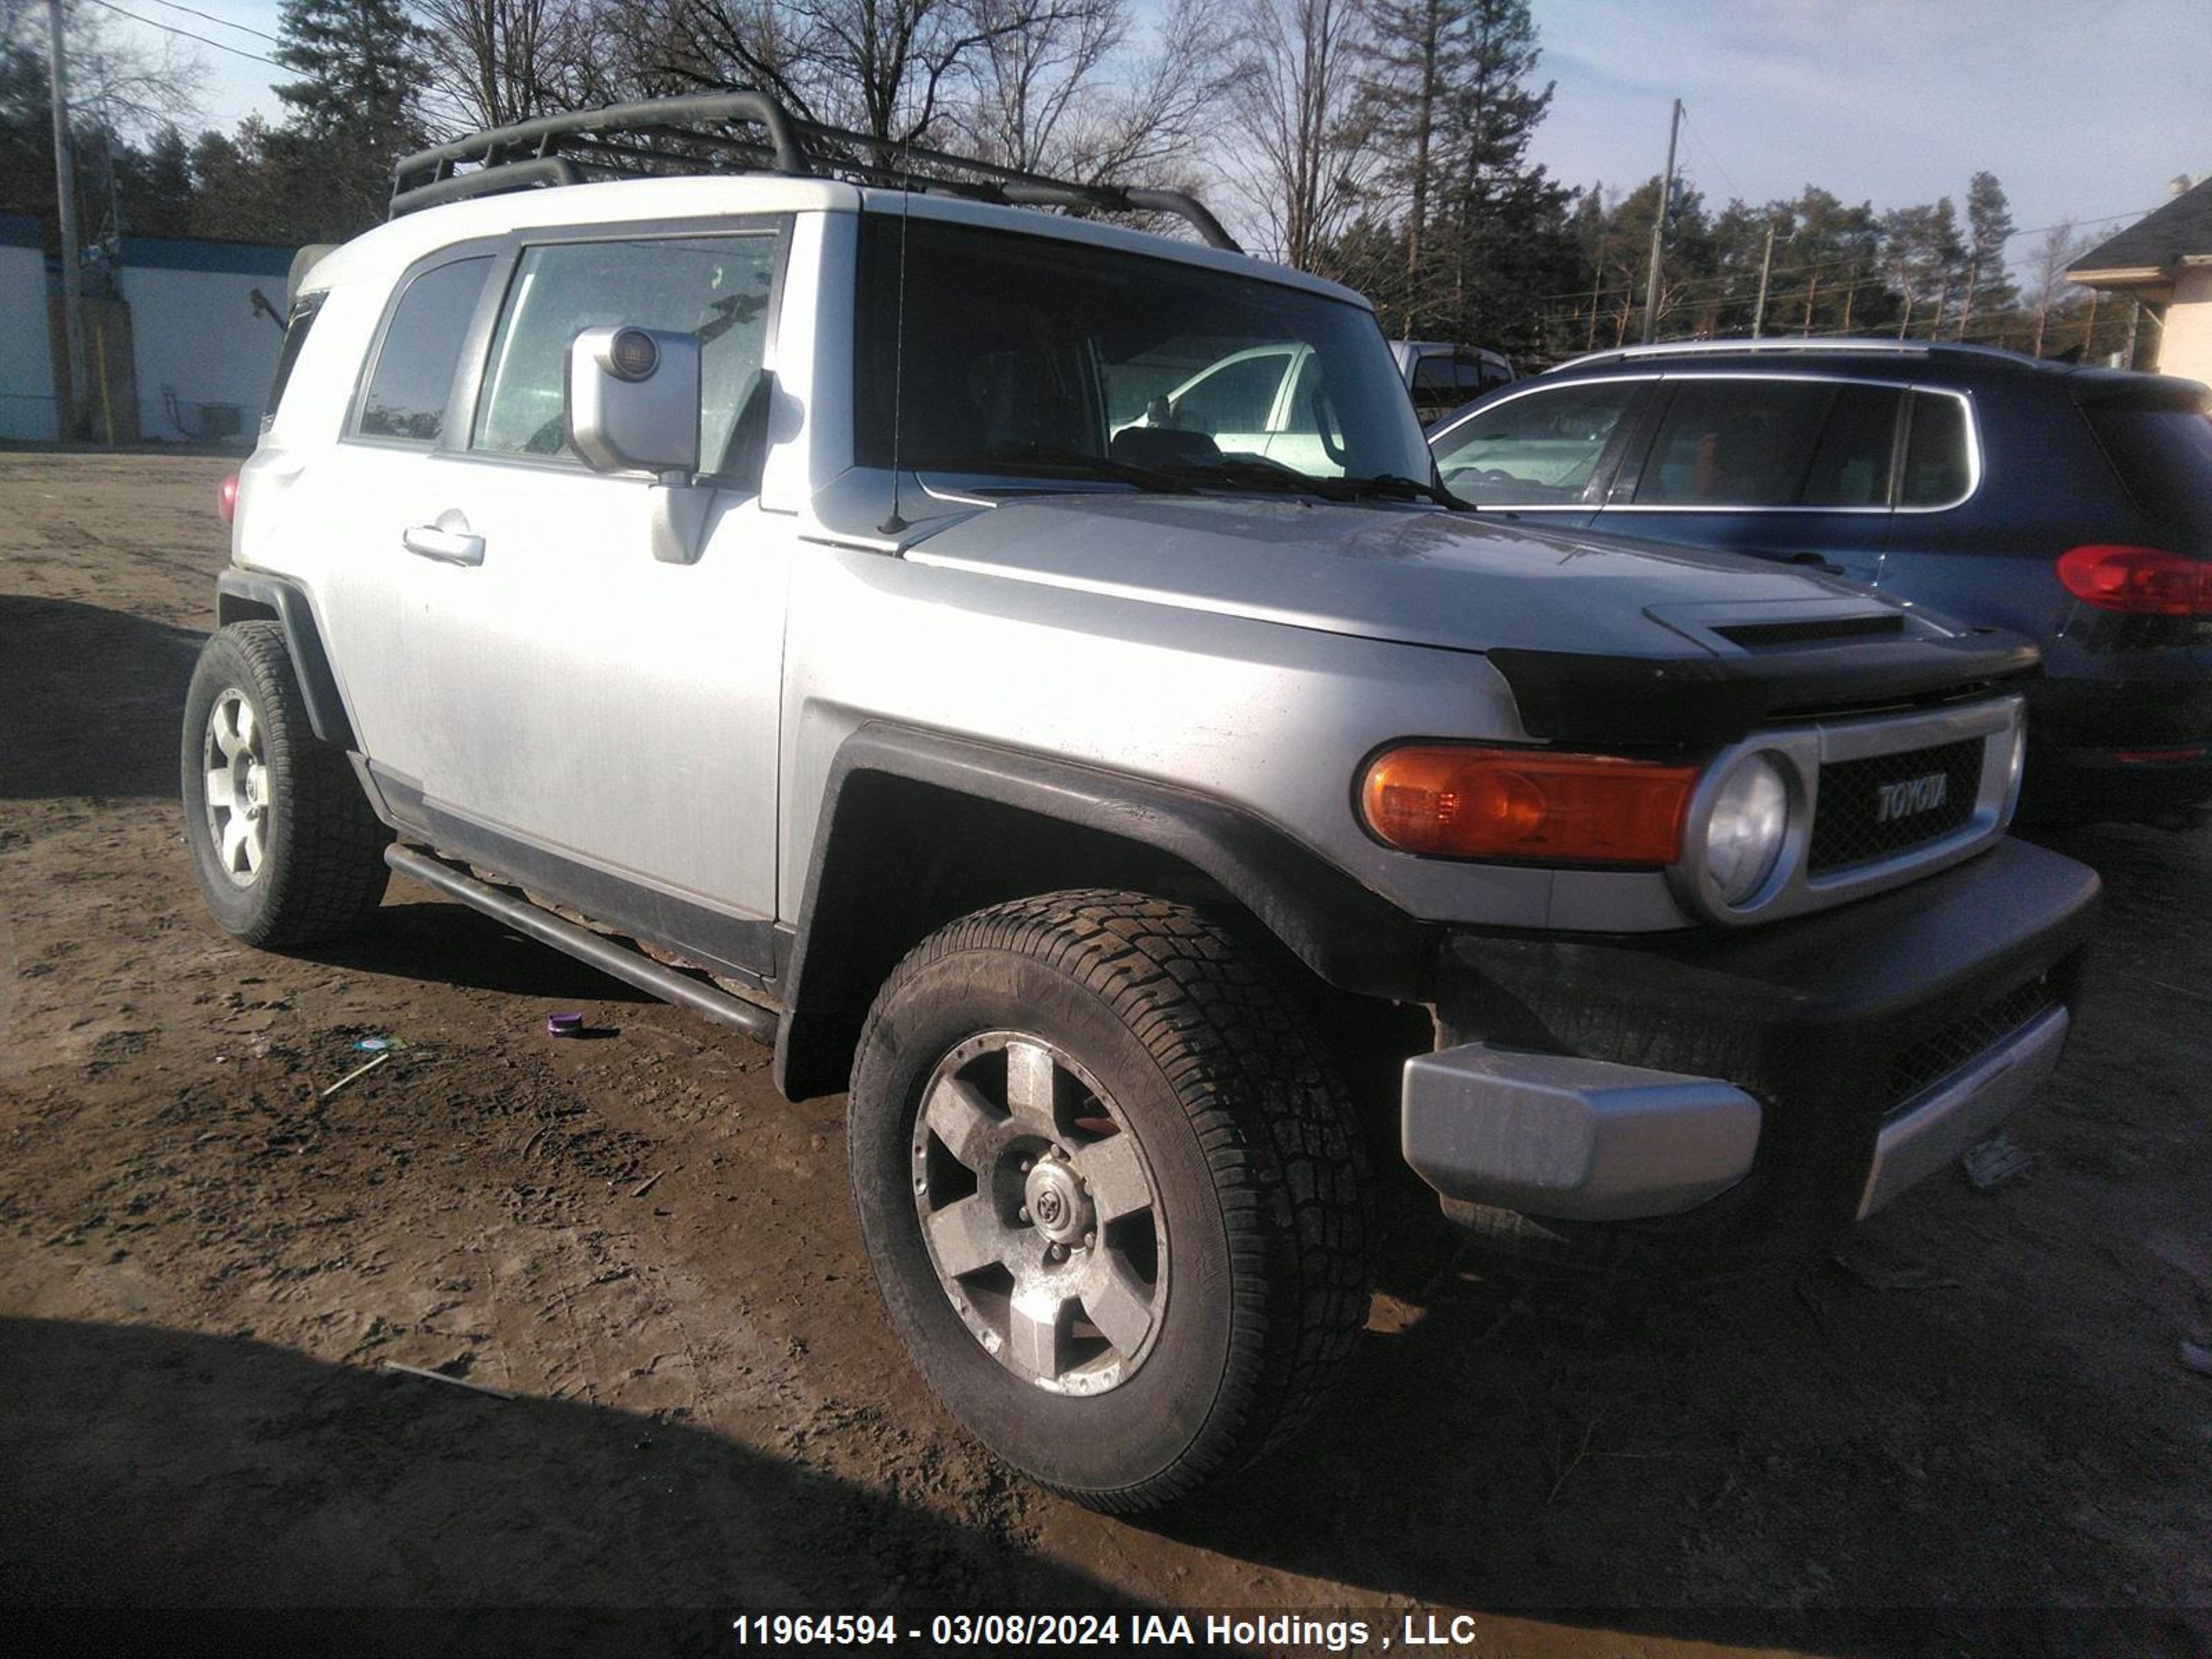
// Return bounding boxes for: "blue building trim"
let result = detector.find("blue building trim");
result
[0,213,41,250]
[118,234,297,277]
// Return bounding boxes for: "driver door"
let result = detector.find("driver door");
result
[400,225,793,973]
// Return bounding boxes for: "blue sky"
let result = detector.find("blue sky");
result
[100,0,2212,254]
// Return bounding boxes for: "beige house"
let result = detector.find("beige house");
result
[2069,175,2212,386]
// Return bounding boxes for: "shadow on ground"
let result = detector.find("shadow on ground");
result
[1,1316,1127,1651]
[308,900,659,1007]
[0,597,203,799]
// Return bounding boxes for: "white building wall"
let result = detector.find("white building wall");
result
[0,234,59,442]
[117,244,293,443]
[2155,267,2212,390]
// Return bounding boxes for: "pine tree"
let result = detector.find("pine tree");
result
[116,124,200,238]
[272,0,431,238]
[1342,0,1568,353]
[1354,0,1467,278]
[1962,170,2018,339]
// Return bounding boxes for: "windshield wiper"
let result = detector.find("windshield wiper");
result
[980,444,1192,493]
[1159,456,1356,501]
[1338,472,1467,509]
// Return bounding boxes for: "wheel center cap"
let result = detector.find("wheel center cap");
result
[1024,1159,1091,1246]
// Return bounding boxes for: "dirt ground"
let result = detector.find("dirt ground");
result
[2,451,2208,1658]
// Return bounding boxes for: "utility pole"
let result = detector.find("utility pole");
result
[45,0,86,440]
[1640,97,1682,345]
[1752,224,1774,339]
[1584,236,1606,352]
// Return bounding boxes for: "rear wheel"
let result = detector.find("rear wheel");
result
[847,890,1374,1512]
[180,621,390,947]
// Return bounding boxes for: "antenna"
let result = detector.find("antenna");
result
[878,112,916,536]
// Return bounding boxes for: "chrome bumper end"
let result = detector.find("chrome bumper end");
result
[1857,1006,2071,1219]
[1401,1044,1763,1223]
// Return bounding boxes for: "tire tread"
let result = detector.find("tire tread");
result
[859,888,1375,1513]
[184,621,389,948]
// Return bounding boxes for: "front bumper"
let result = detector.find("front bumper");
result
[1402,836,2101,1271]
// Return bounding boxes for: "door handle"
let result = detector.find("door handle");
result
[402,523,485,565]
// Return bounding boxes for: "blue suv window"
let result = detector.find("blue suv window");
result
[1900,391,1974,508]
[1434,381,1640,505]
[2082,397,2212,523]
[1635,378,1904,509]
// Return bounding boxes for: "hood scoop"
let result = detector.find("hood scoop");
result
[1711,612,1907,649]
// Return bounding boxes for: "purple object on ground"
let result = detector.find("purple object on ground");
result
[546,1012,584,1038]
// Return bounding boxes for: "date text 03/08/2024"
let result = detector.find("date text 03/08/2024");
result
[729,1611,1495,1651]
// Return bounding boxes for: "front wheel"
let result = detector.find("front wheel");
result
[847,891,1374,1512]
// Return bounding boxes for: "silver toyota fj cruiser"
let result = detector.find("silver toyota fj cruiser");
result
[183,94,2100,1512]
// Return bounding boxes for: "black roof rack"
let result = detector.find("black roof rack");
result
[388,90,1241,254]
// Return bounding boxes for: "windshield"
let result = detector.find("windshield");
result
[852,214,1432,490]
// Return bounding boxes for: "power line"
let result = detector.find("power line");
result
[1676,108,1744,203]
[79,0,284,66]
[138,0,282,46]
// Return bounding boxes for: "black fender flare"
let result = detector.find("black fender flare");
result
[215,568,357,751]
[772,721,1434,1099]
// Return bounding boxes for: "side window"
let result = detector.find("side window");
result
[1799,383,1906,507]
[1902,391,1974,507]
[473,234,781,476]
[1433,382,1640,506]
[1409,353,1459,422]
[263,294,323,428]
[355,256,491,443]
[1635,379,1837,507]
[1172,352,1289,438]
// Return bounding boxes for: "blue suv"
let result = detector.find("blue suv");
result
[1429,339,2212,823]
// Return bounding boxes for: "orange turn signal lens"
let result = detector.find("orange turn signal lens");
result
[1360,744,1696,863]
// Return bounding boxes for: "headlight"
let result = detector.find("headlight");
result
[1705,753,1789,905]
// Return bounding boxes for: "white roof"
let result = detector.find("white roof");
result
[300,173,1367,310]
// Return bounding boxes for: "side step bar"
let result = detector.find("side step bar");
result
[384,844,780,1044]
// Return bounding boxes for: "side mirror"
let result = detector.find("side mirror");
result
[566,325,701,476]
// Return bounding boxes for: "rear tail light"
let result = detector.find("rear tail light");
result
[217,473,240,524]
[2056,544,2212,615]
[1360,744,1696,863]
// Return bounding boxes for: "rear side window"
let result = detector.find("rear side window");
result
[1174,352,1291,436]
[2083,399,2212,523]
[263,295,321,427]
[1433,382,1640,505]
[1901,391,1974,508]
[355,256,492,443]
[471,234,781,474]
[1635,378,1903,508]
[1410,353,1484,421]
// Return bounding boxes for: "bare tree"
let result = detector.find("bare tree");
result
[1060,0,1246,184]
[3,0,205,133]
[654,0,1098,149]
[1232,0,1367,268]
[2026,216,2094,357]
[953,0,1121,170]
[415,0,598,129]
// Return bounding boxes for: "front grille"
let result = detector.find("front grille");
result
[1885,975,2058,1113]
[1809,737,1985,873]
